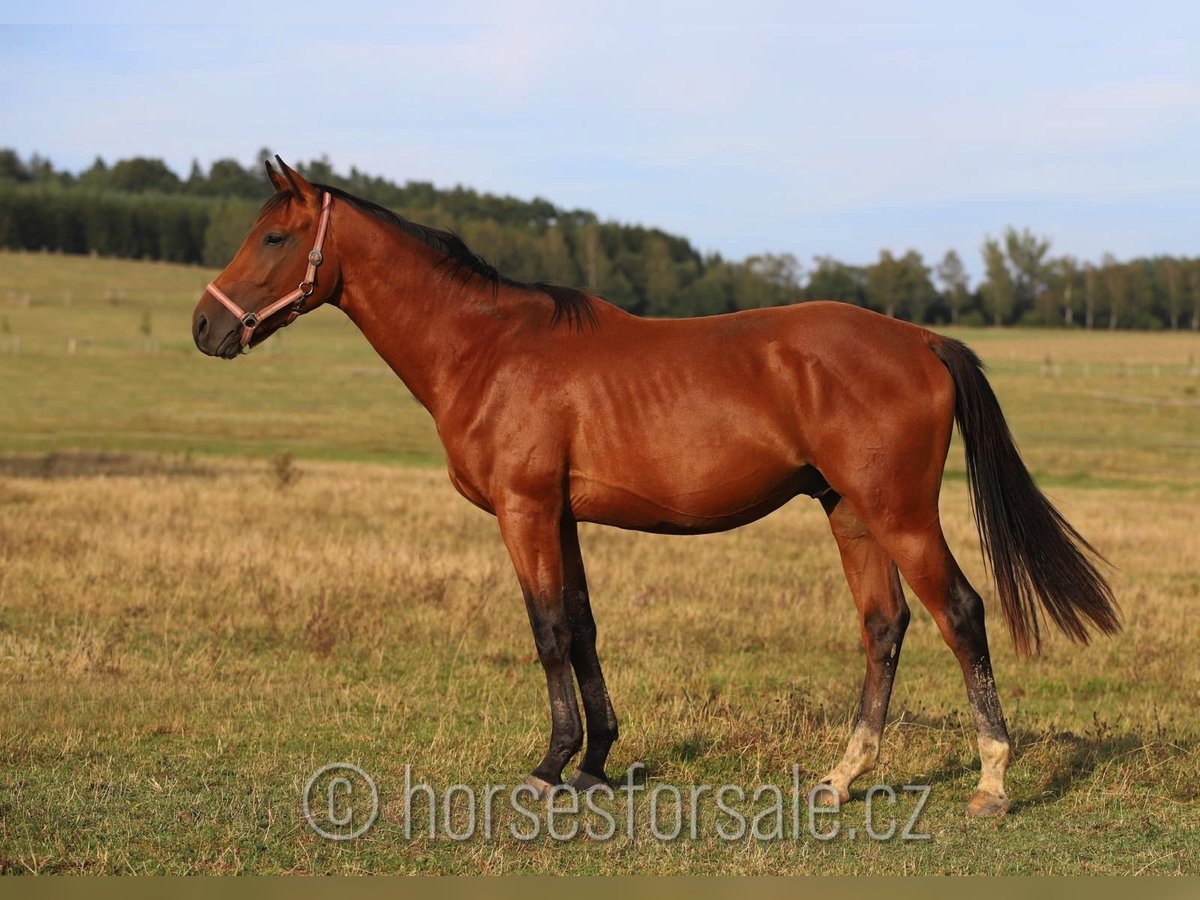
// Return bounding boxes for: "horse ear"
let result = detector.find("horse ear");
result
[264,159,290,195]
[274,155,317,202]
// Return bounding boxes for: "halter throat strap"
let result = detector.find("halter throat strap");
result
[205,192,333,352]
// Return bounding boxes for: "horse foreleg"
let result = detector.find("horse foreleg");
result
[497,500,584,795]
[560,518,619,788]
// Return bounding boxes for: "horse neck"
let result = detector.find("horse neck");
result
[332,213,525,419]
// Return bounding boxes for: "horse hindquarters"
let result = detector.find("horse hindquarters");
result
[811,333,1012,815]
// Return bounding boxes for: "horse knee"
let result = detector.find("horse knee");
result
[568,606,597,646]
[528,612,573,665]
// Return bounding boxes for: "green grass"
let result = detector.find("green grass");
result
[0,251,1199,874]
[2,248,1198,484]
[0,250,443,466]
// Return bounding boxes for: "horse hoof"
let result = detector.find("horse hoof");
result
[567,770,609,792]
[524,775,559,800]
[811,780,849,807]
[966,789,1010,818]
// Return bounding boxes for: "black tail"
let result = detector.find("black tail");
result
[930,337,1121,656]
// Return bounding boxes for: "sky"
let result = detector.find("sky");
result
[2,4,1198,279]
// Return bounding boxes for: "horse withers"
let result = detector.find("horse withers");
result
[192,158,1119,817]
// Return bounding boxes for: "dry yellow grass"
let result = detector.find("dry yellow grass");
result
[1,457,1197,873]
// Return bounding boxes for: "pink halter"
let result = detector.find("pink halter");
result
[205,192,333,352]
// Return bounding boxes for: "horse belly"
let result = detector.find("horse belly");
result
[569,454,828,535]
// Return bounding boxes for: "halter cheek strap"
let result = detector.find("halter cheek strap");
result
[205,192,333,352]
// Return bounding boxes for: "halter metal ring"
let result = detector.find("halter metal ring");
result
[242,312,259,328]
[308,249,323,266]
[299,281,314,297]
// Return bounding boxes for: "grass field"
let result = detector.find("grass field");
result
[1,249,1199,874]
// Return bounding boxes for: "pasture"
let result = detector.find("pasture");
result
[0,249,1198,874]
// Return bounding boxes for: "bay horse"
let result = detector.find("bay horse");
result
[192,158,1119,817]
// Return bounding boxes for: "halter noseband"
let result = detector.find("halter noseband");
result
[205,191,333,352]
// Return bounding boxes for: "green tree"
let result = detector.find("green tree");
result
[105,157,182,193]
[534,226,580,287]
[896,250,934,323]
[202,199,257,266]
[24,147,1200,328]
[1186,260,1200,331]
[806,256,866,306]
[733,253,801,309]
[1099,254,1129,329]
[935,249,969,324]
[1003,227,1052,319]
[190,158,264,199]
[1083,263,1099,329]
[1160,258,1184,330]
[980,238,1015,325]
[758,253,802,300]
[0,148,30,182]
[76,156,110,189]
[643,236,680,315]
[676,262,733,316]
[1047,256,1079,326]
[866,250,904,317]
[578,223,613,292]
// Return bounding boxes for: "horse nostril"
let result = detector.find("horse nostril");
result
[197,314,208,336]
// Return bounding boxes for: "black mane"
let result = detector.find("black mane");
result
[266,184,597,331]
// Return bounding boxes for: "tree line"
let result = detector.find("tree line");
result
[1,148,1196,328]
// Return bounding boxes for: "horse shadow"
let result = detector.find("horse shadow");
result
[873,709,1196,811]
[615,705,1197,810]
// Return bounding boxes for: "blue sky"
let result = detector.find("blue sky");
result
[2,5,1197,280]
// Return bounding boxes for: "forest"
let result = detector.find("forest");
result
[1,148,1196,329]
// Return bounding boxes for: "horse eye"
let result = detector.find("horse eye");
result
[264,233,284,246]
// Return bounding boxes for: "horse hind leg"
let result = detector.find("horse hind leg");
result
[815,494,911,804]
[879,521,1012,817]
